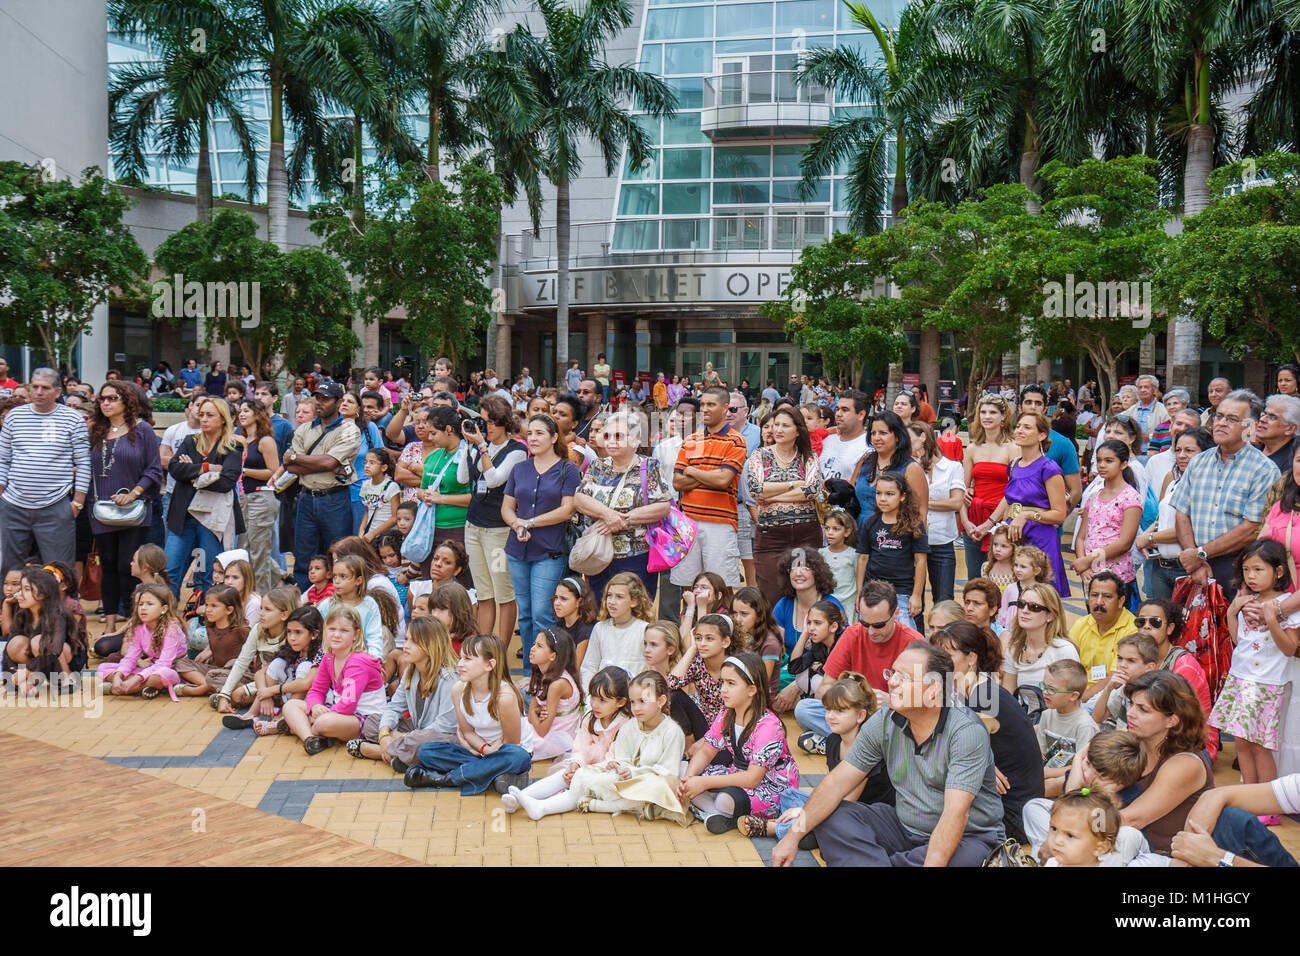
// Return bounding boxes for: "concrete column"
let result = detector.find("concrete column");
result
[1019,338,1039,388]
[78,301,109,385]
[494,315,514,381]
[919,327,941,404]
[1171,316,1202,402]
[586,313,607,378]
[1036,357,1051,383]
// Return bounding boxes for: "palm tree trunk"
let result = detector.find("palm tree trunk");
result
[555,177,570,384]
[196,113,213,223]
[1021,113,1041,215]
[426,93,440,182]
[349,117,377,367]
[891,124,908,224]
[267,72,288,250]
[1175,57,1214,398]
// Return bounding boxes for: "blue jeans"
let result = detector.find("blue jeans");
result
[1147,559,1184,601]
[961,533,985,580]
[165,515,222,597]
[508,554,567,662]
[350,498,365,535]
[415,741,532,795]
[1213,806,1298,866]
[293,488,354,591]
[928,541,956,603]
[774,787,811,841]
[794,698,830,737]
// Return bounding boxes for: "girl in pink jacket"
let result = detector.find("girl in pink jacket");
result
[281,605,385,755]
[501,666,631,819]
[97,584,196,701]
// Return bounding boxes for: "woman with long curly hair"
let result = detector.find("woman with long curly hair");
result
[769,546,845,713]
[88,380,163,632]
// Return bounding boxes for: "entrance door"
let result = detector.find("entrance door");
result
[765,348,792,392]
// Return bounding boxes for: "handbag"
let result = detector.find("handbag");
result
[642,458,698,574]
[92,488,149,527]
[400,451,458,564]
[981,837,1039,867]
[568,464,635,575]
[80,548,103,603]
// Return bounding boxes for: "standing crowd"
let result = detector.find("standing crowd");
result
[3,355,1300,868]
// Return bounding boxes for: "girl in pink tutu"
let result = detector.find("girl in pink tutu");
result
[524,628,584,759]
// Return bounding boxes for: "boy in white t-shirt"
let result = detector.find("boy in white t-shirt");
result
[1038,659,1100,796]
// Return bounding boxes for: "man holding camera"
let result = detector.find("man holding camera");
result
[280,382,361,590]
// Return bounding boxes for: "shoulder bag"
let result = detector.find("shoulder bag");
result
[401,451,458,564]
[643,457,698,573]
[569,462,636,575]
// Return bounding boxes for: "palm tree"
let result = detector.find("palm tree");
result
[108,0,260,221]
[796,2,934,232]
[508,0,675,382]
[388,0,501,181]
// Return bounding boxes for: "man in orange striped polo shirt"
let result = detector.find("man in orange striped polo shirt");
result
[670,386,749,591]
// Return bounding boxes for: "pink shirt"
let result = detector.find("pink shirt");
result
[1083,484,1142,581]
[568,713,632,767]
[1262,503,1300,585]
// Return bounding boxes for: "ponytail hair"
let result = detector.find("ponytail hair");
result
[1097,439,1138,491]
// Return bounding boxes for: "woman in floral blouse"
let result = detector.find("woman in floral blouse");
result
[572,411,672,604]
[745,405,824,598]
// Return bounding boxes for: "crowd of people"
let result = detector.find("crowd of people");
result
[2,352,1300,868]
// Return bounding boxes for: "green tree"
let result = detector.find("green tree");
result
[1015,156,1171,403]
[759,232,911,385]
[508,0,675,381]
[388,0,501,181]
[311,162,503,364]
[1157,152,1300,364]
[152,208,357,372]
[0,163,148,372]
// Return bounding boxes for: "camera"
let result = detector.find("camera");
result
[461,418,479,436]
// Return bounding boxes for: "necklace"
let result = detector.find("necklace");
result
[100,433,123,478]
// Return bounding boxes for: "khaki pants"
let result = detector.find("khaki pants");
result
[241,490,282,594]
[464,523,514,604]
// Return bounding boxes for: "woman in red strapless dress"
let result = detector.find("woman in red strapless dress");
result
[960,394,1015,579]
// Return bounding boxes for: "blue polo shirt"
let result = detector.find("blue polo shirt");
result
[1045,429,1080,477]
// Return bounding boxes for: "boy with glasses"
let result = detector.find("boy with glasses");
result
[1038,659,1099,797]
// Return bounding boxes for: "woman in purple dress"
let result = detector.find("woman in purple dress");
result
[971,410,1070,596]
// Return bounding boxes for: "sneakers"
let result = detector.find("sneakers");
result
[493,771,530,794]
[705,813,738,835]
[222,714,255,730]
[389,756,409,775]
[798,731,827,755]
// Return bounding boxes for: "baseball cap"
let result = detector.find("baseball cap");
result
[312,382,344,399]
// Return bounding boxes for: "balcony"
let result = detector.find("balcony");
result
[701,69,831,139]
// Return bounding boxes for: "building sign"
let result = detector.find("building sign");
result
[517,263,796,309]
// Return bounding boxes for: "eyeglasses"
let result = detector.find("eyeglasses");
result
[1259,411,1281,423]
[1133,616,1164,628]
[861,617,894,630]
[882,667,939,685]
[98,395,121,403]
[727,406,741,413]
[1212,412,1246,425]
[1012,600,1049,613]
[1040,683,1065,697]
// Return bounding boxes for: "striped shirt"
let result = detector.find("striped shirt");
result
[674,424,748,528]
[845,705,1004,840]
[1169,443,1280,546]
[0,403,90,508]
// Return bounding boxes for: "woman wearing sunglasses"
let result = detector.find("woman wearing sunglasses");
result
[1133,597,1217,762]
[998,584,1079,694]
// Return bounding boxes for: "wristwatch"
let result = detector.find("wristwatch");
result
[1217,851,1235,868]
[1196,546,1208,562]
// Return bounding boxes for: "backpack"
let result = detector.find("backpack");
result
[1170,576,1234,702]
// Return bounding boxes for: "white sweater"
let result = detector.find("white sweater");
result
[579,618,649,694]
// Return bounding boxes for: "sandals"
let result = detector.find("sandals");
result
[346,739,366,758]
[1259,814,1282,827]
[738,815,770,838]
[141,686,161,700]
[253,718,287,736]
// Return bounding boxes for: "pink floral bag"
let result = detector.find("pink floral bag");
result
[641,458,697,573]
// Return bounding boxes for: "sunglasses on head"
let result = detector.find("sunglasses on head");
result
[1133,616,1164,628]
[1012,600,1049,613]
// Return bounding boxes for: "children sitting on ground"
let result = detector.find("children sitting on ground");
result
[1038,659,1100,796]
[90,545,170,659]
[1091,633,1159,731]
[175,584,248,698]
[503,667,633,820]
[349,615,459,766]
[668,613,733,727]
[731,587,785,698]
[1044,789,1123,867]
[317,555,384,657]
[563,669,690,822]
[787,600,846,700]
[679,651,799,834]
[428,583,475,655]
[211,586,300,717]
[525,628,584,760]
[218,552,261,628]
[553,577,598,668]
[303,554,335,606]
[282,605,386,755]
[402,633,534,795]
[253,605,324,735]
[579,573,654,691]
[679,571,733,635]
[96,584,191,700]
[642,621,709,749]
[7,567,88,694]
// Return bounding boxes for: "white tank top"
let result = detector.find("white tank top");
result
[464,687,536,753]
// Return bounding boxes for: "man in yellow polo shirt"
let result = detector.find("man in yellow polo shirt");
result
[1068,572,1136,701]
